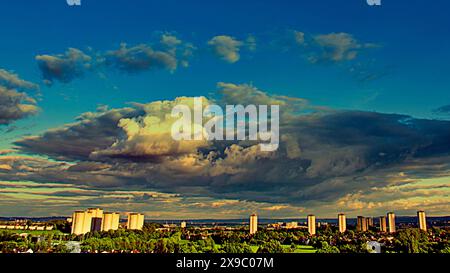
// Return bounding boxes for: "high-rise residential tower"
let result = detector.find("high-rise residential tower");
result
[307,215,316,236]
[357,216,368,232]
[379,216,387,232]
[387,212,396,233]
[71,211,90,235]
[127,213,145,230]
[250,214,258,234]
[417,211,427,232]
[102,212,120,231]
[338,213,346,233]
[88,208,103,232]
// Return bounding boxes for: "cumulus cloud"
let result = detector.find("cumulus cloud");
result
[34,34,196,85]
[0,86,39,125]
[90,97,211,161]
[10,83,450,214]
[0,69,39,125]
[0,69,39,91]
[208,35,244,63]
[310,32,378,63]
[285,30,379,66]
[15,106,143,160]
[102,33,196,73]
[104,43,178,73]
[36,48,93,85]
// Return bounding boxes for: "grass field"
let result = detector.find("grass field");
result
[281,244,316,253]
[3,229,66,236]
[250,245,259,252]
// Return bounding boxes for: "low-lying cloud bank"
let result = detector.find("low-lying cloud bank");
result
[4,83,449,215]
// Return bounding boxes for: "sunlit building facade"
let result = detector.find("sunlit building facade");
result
[417,210,427,232]
[357,216,368,232]
[307,214,316,236]
[379,216,387,232]
[127,213,145,230]
[102,212,120,231]
[387,212,396,233]
[71,208,104,235]
[338,213,346,233]
[88,208,103,232]
[250,214,258,234]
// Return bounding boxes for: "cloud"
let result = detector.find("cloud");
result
[104,43,178,73]
[293,30,305,45]
[8,83,450,217]
[208,35,244,63]
[35,34,196,85]
[90,97,211,162]
[245,35,257,51]
[0,86,39,125]
[0,69,39,125]
[36,48,92,85]
[0,69,39,91]
[160,33,182,48]
[310,32,378,63]
[104,33,196,72]
[14,106,143,160]
[433,105,450,115]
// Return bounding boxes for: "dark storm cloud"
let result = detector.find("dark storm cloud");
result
[9,83,450,206]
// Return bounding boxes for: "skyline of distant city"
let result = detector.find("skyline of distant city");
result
[1,0,449,219]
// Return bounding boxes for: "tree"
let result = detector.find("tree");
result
[395,228,430,253]
[316,241,340,253]
[256,240,284,253]
[222,242,253,253]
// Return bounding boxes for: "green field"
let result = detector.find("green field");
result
[281,244,316,253]
[250,245,259,252]
[4,229,66,236]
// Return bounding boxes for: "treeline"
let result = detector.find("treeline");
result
[0,221,449,253]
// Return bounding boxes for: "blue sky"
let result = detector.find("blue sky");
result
[0,0,449,218]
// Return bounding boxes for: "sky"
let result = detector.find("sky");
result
[0,0,449,218]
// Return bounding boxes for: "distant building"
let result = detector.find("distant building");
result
[307,215,316,236]
[250,214,258,234]
[357,216,368,232]
[127,213,144,230]
[338,213,346,233]
[71,208,108,235]
[417,211,427,232]
[366,217,374,227]
[379,216,387,232]
[71,210,91,235]
[102,212,120,231]
[285,222,298,229]
[180,221,187,228]
[387,212,396,233]
[88,208,103,232]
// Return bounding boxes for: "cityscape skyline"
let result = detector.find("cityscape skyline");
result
[1,0,450,219]
[0,207,436,237]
